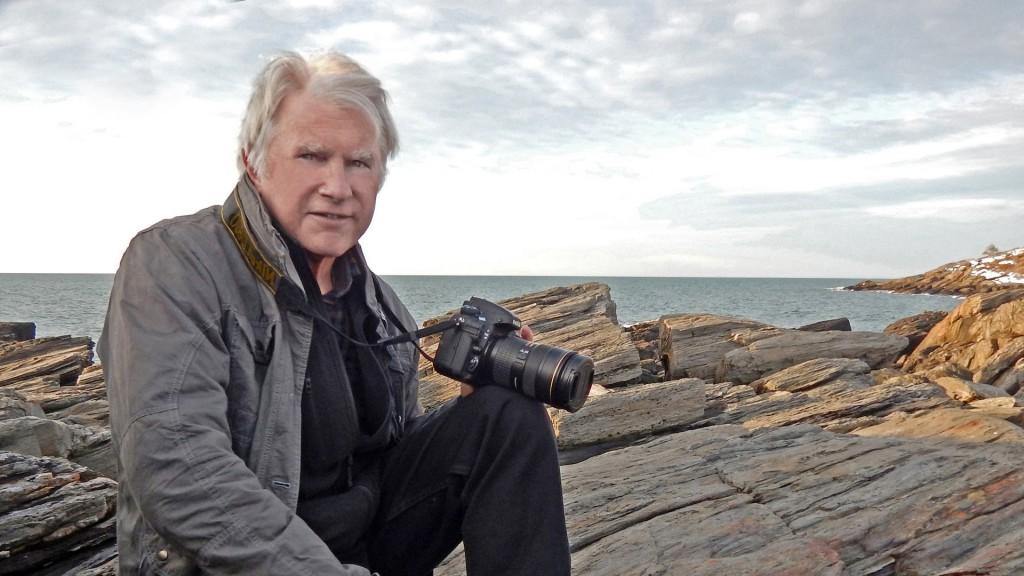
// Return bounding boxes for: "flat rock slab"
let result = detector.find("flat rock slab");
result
[853,407,1024,443]
[718,330,908,385]
[0,336,94,388]
[441,423,1024,575]
[553,378,705,451]
[693,379,954,432]
[752,358,871,393]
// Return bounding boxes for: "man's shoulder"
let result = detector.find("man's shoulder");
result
[136,205,223,238]
[121,205,239,272]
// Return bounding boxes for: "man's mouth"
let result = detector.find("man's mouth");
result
[311,212,349,220]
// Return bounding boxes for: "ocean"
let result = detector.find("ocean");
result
[0,274,961,347]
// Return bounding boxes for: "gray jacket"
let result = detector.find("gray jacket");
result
[99,176,422,575]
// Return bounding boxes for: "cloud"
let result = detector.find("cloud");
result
[0,0,1021,277]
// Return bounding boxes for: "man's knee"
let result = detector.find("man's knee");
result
[459,385,555,444]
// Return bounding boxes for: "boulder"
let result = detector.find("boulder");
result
[0,323,35,343]
[904,289,1024,375]
[797,317,851,332]
[417,284,641,411]
[933,376,1011,403]
[751,358,871,393]
[657,314,777,381]
[717,330,907,385]
[552,378,704,451]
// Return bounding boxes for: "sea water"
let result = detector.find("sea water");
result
[0,274,960,345]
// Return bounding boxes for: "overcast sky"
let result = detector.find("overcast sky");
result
[1,0,1021,277]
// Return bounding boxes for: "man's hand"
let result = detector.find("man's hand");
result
[460,324,535,398]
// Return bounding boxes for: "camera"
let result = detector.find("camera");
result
[432,297,594,412]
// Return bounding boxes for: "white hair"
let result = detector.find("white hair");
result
[237,51,399,177]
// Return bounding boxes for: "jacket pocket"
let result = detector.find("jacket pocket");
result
[224,312,277,463]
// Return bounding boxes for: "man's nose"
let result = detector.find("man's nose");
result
[318,163,354,200]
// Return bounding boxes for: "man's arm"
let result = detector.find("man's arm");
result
[102,226,369,575]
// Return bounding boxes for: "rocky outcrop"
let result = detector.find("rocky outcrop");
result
[417,283,641,411]
[0,451,117,576]
[0,332,115,573]
[10,276,1024,574]
[440,423,1024,576]
[847,246,1024,295]
[903,289,1024,392]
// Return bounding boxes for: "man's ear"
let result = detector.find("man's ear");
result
[242,150,259,183]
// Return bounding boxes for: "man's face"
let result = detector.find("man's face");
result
[251,88,383,261]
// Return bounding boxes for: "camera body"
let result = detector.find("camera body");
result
[433,297,593,412]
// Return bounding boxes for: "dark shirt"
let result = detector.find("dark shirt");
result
[281,237,394,559]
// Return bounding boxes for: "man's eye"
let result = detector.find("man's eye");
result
[299,152,323,161]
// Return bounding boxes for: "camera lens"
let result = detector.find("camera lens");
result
[487,335,594,412]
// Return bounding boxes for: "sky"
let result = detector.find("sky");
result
[0,0,1021,278]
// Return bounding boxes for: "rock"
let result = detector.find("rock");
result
[751,358,871,393]
[970,397,1018,409]
[692,378,953,431]
[853,408,1024,443]
[797,317,851,332]
[933,376,1011,403]
[884,310,948,356]
[969,405,1024,426]
[552,378,705,451]
[440,423,1024,575]
[48,399,111,429]
[904,289,1024,375]
[0,451,117,575]
[624,320,664,383]
[993,358,1024,395]
[845,246,1024,295]
[0,336,94,388]
[2,374,108,414]
[871,367,904,385]
[0,417,114,478]
[0,323,35,343]
[974,336,1024,388]
[0,389,44,420]
[417,283,641,411]
[716,330,908,385]
[657,314,777,381]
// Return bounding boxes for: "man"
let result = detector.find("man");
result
[100,51,570,575]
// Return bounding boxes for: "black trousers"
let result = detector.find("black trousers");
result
[365,385,571,576]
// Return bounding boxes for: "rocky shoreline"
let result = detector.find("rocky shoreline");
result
[4,281,1024,574]
[845,246,1024,295]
